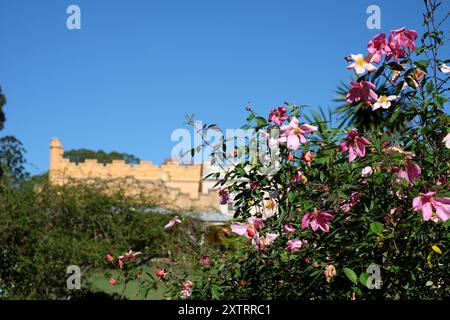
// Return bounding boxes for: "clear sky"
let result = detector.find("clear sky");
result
[0,0,446,175]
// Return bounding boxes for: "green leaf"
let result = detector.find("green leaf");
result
[343,267,358,285]
[387,62,405,71]
[370,222,384,235]
[288,192,297,201]
[280,252,289,263]
[359,272,370,288]
[425,81,434,94]
[211,285,221,299]
[255,117,268,127]
[436,192,450,198]
[414,60,429,71]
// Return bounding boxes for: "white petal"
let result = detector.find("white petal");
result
[351,54,363,61]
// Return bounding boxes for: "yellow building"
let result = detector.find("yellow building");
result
[48,138,234,215]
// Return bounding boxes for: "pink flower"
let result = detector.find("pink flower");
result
[389,27,417,52]
[412,191,450,222]
[182,280,193,289]
[118,250,142,262]
[199,254,210,266]
[109,278,117,286]
[181,288,192,299]
[155,269,167,279]
[250,182,261,190]
[287,153,294,161]
[292,170,303,183]
[231,216,265,238]
[287,239,306,251]
[280,116,318,150]
[284,224,297,233]
[392,160,421,184]
[346,81,378,105]
[386,28,417,61]
[106,254,113,263]
[338,130,371,162]
[346,54,377,74]
[340,203,352,213]
[339,192,359,212]
[118,259,124,269]
[368,33,390,64]
[247,216,265,230]
[301,209,334,232]
[164,216,182,229]
[269,106,288,125]
[231,222,249,237]
[180,281,193,299]
[349,192,360,205]
[255,233,279,251]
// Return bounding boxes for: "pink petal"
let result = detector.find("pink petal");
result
[356,140,366,158]
[348,146,357,162]
[310,219,319,231]
[231,222,248,236]
[289,116,299,128]
[287,134,300,150]
[421,202,433,221]
[433,198,450,222]
[318,221,330,232]
[299,123,318,134]
[301,213,311,229]
[412,196,423,211]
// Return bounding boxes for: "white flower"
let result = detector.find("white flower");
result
[346,54,377,75]
[262,198,277,220]
[443,133,450,149]
[361,166,374,177]
[372,95,397,111]
[439,63,450,73]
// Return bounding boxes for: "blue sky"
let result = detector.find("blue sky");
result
[0,0,444,175]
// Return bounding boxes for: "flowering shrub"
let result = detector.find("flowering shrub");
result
[113,2,450,300]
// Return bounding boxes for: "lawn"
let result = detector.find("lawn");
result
[86,262,196,300]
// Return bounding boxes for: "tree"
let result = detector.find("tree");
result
[0,135,29,182]
[0,86,6,131]
[63,149,141,165]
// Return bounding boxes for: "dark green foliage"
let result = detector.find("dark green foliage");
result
[0,179,204,299]
[63,149,140,165]
[0,135,29,183]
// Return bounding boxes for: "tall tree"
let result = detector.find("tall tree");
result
[0,135,29,182]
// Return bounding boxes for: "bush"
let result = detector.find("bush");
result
[0,179,206,299]
[137,1,449,300]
